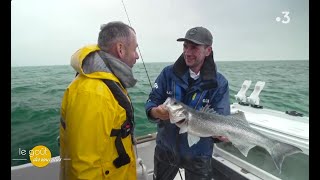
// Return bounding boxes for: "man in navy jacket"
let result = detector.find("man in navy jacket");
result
[145,26,230,180]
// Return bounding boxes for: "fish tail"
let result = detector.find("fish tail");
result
[269,141,303,174]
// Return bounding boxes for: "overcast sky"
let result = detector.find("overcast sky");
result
[11,0,309,67]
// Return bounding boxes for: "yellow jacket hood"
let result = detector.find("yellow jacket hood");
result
[70,44,137,88]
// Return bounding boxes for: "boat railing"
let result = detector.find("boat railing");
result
[136,133,157,144]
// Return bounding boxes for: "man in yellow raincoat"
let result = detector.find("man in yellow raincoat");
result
[59,21,139,180]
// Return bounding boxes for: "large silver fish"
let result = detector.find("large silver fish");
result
[162,97,303,173]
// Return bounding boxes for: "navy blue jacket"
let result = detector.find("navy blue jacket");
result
[145,52,230,158]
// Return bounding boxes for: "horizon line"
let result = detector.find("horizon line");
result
[11,59,309,68]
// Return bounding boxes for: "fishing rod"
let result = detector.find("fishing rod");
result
[121,1,184,180]
[121,0,153,90]
[121,1,159,179]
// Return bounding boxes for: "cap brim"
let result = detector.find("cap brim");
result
[177,38,205,45]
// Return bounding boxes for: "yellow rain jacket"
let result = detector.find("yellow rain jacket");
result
[59,45,137,180]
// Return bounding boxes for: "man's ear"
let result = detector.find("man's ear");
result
[205,46,212,56]
[116,42,125,59]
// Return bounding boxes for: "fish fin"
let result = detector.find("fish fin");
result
[187,134,200,147]
[179,125,188,134]
[199,104,216,114]
[229,111,250,126]
[269,141,303,174]
[232,141,256,157]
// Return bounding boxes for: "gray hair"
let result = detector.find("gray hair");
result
[98,21,135,52]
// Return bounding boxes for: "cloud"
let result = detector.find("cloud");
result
[11,0,309,66]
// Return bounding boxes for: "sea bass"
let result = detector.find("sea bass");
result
[162,97,302,173]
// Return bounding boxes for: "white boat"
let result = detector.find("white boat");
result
[11,80,309,180]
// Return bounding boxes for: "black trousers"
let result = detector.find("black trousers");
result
[153,146,213,180]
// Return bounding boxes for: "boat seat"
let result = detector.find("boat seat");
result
[234,80,252,105]
[247,81,265,107]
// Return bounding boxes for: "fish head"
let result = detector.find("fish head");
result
[163,97,187,125]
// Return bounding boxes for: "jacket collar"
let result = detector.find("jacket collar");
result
[173,51,217,81]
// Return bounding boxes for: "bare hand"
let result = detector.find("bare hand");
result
[150,105,169,120]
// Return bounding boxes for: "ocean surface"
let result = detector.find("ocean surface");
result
[11,60,309,179]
